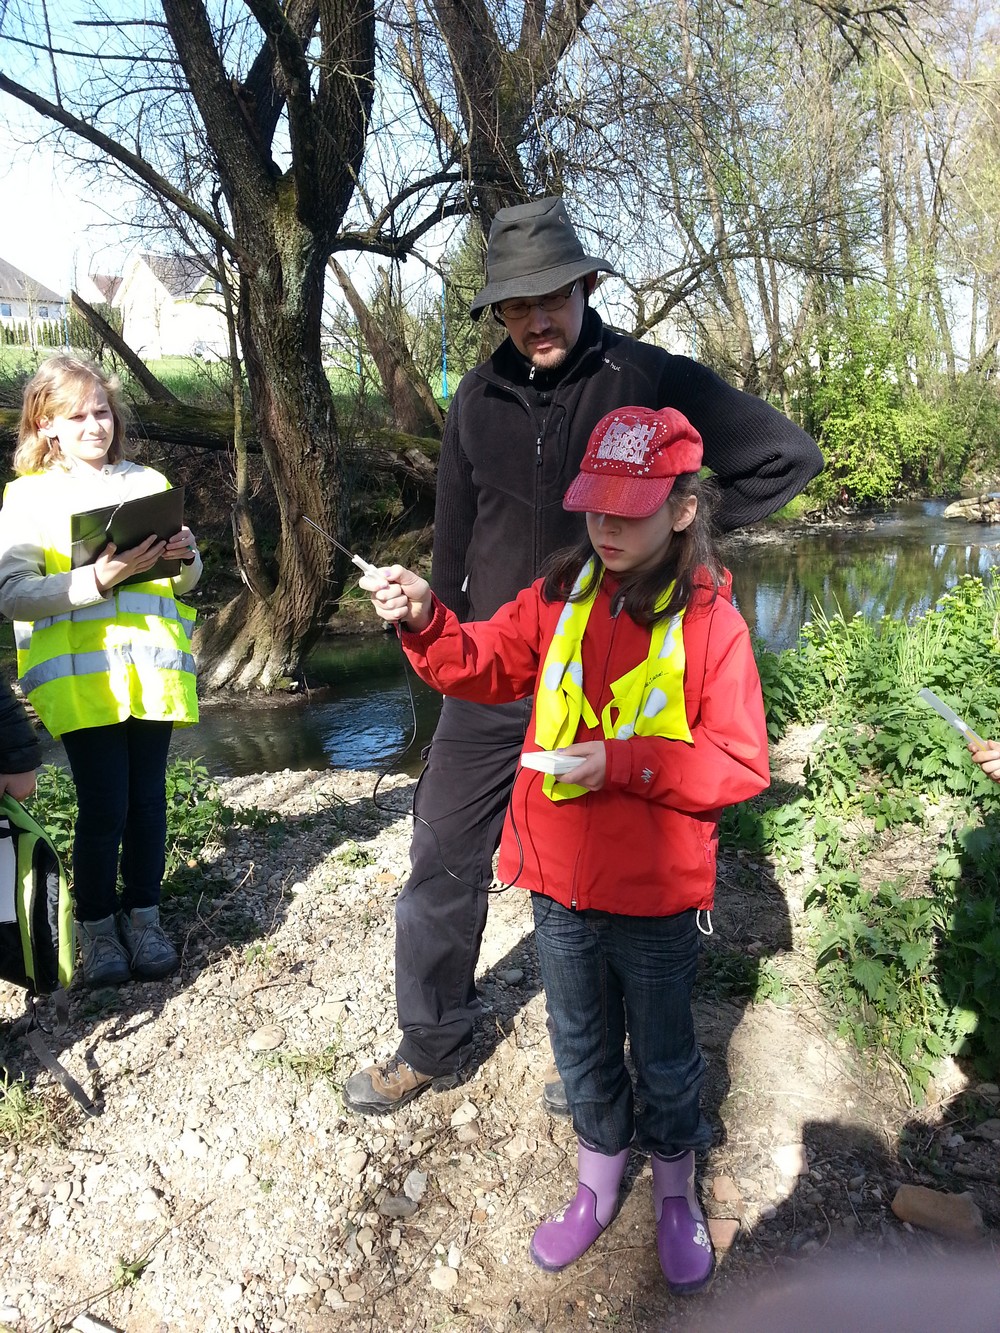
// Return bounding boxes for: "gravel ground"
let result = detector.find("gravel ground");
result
[0,739,997,1333]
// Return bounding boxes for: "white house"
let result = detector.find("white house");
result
[0,258,67,341]
[76,271,122,308]
[114,252,230,360]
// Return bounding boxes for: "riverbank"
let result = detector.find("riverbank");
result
[1,734,997,1332]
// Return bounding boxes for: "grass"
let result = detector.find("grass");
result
[258,1044,344,1086]
[0,1071,56,1145]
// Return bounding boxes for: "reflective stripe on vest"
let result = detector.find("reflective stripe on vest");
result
[28,591,193,641]
[20,643,196,694]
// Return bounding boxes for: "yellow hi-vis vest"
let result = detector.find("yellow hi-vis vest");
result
[11,483,198,739]
[533,558,692,801]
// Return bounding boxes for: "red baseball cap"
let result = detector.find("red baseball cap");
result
[563,406,704,518]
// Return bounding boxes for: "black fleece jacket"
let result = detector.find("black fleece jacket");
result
[0,676,41,776]
[432,308,823,622]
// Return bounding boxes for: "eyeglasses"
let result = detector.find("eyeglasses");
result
[493,282,579,325]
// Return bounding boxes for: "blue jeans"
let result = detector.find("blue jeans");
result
[531,894,713,1157]
[61,718,173,922]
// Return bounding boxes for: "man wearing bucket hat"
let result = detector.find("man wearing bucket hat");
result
[343,196,822,1116]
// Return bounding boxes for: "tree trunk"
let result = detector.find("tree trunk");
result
[329,257,444,438]
[194,226,342,691]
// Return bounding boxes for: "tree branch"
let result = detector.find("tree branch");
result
[70,291,181,406]
[160,0,278,211]
[242,0,319,187]
[0,71,245,261]
[242,0,319,150]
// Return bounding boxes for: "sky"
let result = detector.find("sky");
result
[0,133,136,295]
[0,0,142,295]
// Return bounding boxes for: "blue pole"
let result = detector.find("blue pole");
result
[441,276,448,401]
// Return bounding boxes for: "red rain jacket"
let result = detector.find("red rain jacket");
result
[400,569,770,917]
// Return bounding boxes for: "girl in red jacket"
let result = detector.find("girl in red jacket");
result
[362,406,769,1294]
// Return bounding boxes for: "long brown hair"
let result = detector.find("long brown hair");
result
[14,355,127,475]
[541,473,722,624]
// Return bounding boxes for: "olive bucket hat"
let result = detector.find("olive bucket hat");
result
[469,196,614,320]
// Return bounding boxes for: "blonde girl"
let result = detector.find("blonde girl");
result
[0,355,202,986]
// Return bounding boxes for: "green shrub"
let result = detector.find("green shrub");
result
[741,575,1000,1096]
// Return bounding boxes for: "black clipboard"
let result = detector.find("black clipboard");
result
[70,487,185,587]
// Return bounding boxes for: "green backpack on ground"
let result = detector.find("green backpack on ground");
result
[0,793,95,1114]
[0,793,74,994]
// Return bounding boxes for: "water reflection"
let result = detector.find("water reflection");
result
[174,636,442,777]
[725,501,1000,651]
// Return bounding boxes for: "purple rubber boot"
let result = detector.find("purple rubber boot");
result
[651,1150,714,1294]
[530,1140,630,1272]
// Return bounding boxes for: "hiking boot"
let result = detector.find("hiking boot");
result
[541,1060,570,1117]
[116,906,179,980]
[342,1053,461,1115]
[78,915,131,987]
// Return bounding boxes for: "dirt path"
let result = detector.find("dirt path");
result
[0,731,997,1332]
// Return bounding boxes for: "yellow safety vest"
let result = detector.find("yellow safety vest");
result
[533,559,692,800]
[9,474,198,738]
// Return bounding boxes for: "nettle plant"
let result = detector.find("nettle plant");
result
[728,576,1000,1097]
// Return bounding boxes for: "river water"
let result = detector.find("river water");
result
[39,502,1000,778]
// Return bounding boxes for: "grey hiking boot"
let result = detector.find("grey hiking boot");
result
[78,915,131,987]
[116,906,179,980]
[342,1053,462,1115]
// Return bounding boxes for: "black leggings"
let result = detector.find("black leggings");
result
[61,717,173,922]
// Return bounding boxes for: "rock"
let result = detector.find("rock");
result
[972,1118,1000,1142]
[771,1143,809,1177]
[287,1274,318,1297]
[450,1101,479,1127]
[379,1196,418,1220]
[456,1123,479,1144]
[220,1282,244,1310]
[429,1265,459,1292]
[248,1024,286,1051]
[708,1218,740,1251]
[342,1283,365,1302]
[503,1133,535,1160]
[497,968,523,984]
[890,1185,984,1241]
[179,1130,208,1160]
[72,1317,120,1333]
[942,495,1000,523]
[404,1169,428,1202]
[712,1176,741,1204]
[222,1154,251,1180]
[341,1150,368,1178]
